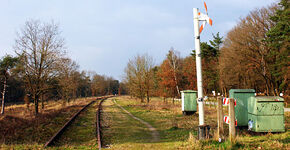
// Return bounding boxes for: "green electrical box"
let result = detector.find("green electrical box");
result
[229,89,255,126]
[248,96,285,132]
[181,90,197,115]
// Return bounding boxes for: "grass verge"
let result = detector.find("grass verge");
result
[108,96,289,149]
[102,99,153,149]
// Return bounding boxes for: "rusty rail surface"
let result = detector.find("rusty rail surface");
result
[44,100,97,147]
[96,98,105,149]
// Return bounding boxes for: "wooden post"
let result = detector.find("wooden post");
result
[217,96,224,141]
[229,98,236,142]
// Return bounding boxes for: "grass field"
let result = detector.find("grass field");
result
[103,96,289,149]
[0,96,289,149]
[102,99,153,148]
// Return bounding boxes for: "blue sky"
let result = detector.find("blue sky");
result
[0,0,277,80]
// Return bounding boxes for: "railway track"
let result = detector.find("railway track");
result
[96,98,105,149]
[44,95,113,148]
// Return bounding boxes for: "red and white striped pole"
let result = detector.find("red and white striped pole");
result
[223,98,236,106]
[224,115,237,126]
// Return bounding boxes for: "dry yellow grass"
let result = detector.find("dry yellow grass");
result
[0,97,99,146]
[2,97,98,120]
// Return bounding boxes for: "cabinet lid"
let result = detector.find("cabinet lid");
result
[255,96,284,102]
[229,89,255,93]
[181,90,197,93]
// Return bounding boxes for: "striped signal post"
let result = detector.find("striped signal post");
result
[193,0,213,140]
[223,98,236,106]
[223,116,237,126]
[222,97,237,142]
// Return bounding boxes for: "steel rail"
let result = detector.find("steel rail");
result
[96,98,105,149]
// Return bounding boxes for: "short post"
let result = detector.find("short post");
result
[217,96,224,141]
[229,98,236,142]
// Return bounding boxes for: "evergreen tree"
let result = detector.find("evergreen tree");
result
[267,0,289,93]
[190,33,223,94]
[210,32,223,52]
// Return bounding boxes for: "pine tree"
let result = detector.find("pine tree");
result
[266,0,290,94]
[210,32,223,52]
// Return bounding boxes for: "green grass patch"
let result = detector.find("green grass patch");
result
[116,98,198,143]
[109,96,289,149]
[102,99,152,147]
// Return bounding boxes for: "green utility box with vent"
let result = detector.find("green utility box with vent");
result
[229,89,255,126]
[248,96,285,132]
[181,90,197,115]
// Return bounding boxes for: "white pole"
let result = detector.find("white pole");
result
[193,8,205,126]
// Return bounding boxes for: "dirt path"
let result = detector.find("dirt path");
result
[113,100,160,142]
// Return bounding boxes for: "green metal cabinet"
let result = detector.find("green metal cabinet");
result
[229,89,255,126]
[181,90,197,115]
[248,96,285,132]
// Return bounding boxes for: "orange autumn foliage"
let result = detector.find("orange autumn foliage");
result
[183,56,197,91]
[158,59,178,98]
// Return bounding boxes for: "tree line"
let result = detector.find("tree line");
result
[124,1,289,103]
[0,20,120,115]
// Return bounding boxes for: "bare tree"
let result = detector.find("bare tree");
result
[57,58,79,104]
[91,74,106,96]
[167,48,181,98]
[124,54,154,103]
[143,54,154,103]
[14,19,65,115]
[219,5,277,95]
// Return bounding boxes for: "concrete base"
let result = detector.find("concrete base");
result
[198,125,210,140]
[182,111,196,115]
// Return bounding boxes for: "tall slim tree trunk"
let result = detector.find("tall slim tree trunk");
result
[146,90,150,103]
[173,74,180,98]
[41,94,44,109]
[223,87,227,97]
[265,82,270,96]
[1,78,7,115]
[34,95,39,116]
